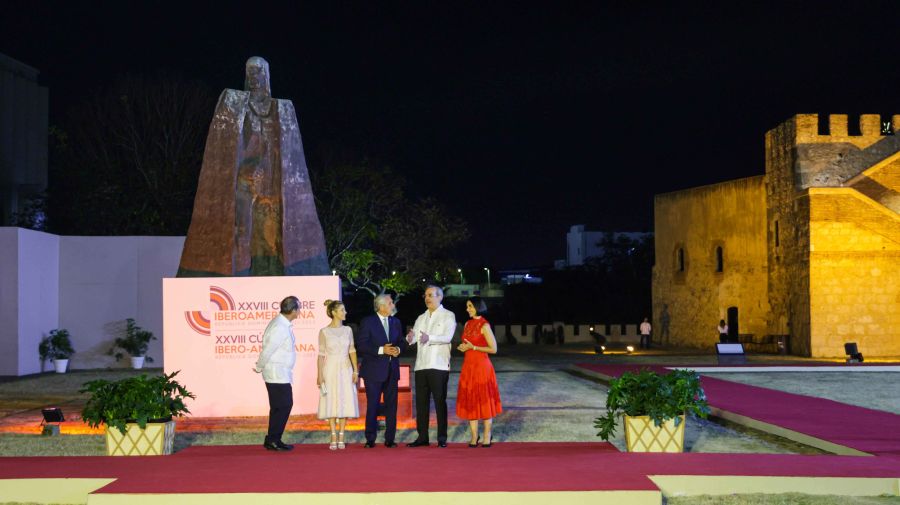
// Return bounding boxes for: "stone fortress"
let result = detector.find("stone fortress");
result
[653,114,900,357]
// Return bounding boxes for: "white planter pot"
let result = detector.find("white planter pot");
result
[131,356,145,369]
[53,359,69,374]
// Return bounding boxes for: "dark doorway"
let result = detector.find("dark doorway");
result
[727,306,739,343]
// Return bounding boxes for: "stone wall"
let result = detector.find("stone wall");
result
[652,176,769,350]
[765,114,900,357]
[807,188,900,357]
[765,116,812,355]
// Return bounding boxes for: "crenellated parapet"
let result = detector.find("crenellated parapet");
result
[767,114,900,189]
[794,113,900,148]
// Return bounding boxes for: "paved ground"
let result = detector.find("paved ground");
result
[1,344,897,456]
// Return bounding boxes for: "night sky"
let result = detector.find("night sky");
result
[3,2,900,267]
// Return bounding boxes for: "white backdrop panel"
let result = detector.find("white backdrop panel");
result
[163,276,340,417]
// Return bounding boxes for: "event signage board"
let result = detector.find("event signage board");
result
[163,276,340,417]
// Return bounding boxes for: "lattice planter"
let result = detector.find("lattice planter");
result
[624,415,685,453]
[105,420,176,456]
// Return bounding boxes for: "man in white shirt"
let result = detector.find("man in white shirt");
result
[406,285,457,447]
[639,317,652,349]
[254,296,300,451]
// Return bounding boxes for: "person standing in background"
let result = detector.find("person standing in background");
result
[639,317,652,349]
[718,319,729,343]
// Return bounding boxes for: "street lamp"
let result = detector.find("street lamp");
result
[457,268,465,284]
[483,267,491,291]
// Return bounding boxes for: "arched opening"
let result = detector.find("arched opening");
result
[727,306,739,343]
[715,246,723,272]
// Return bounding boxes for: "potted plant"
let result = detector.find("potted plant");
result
[108,318,157,369]
[80,371,195,456]
[38,329,75,373]
[594,368,710,452]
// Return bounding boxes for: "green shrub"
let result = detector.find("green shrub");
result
[594,368,710,441]
[38,328,75,362]
[80,371,195,435]
[108,318,157,362]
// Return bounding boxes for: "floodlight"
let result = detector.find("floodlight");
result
[41,407,64,436]
[626,345,635,353]
[844,342,864,363]
[42,407,64,423]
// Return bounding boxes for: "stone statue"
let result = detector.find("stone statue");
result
[178,57,329,277]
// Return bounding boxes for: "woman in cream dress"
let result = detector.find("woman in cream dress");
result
[316,299,360,449]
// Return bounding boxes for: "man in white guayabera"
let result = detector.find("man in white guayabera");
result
[254,296,300,451]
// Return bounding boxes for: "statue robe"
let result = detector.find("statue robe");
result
[177,89,329,277]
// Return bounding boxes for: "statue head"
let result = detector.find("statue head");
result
[244,56,271,96]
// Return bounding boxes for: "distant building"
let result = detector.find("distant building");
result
[653,114,900,358]
[443,283,481,297]
[0,53,48,226]
[498,269,542,285]
[557,225,651,268]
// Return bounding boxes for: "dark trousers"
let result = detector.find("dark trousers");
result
[364,367,399,444]
[264,382,293,443]
[414,369,449,443]
[640,334,651,349]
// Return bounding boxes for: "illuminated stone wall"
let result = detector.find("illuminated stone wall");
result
[652,176,769,349]
[655,113,900,357]
[768,114,900,357]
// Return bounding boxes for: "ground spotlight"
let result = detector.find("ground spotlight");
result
[626,345,635,353]
[844,342,864,363]
[41,407,64,436]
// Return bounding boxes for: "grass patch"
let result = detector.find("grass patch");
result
[0,433,105,456]
[666,493,900,504]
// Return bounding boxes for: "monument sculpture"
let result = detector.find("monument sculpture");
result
[178,57,329,277]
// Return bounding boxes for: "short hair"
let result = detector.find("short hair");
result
[324,299,344,319]
[374,293,392,311]
[280,296,300,314]
[466,296,487,316]
[425,285,444,297]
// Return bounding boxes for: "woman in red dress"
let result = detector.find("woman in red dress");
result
[456,296,502,447]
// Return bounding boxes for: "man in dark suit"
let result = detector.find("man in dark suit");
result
[356,293,408,448]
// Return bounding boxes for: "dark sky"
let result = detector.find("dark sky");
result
[3,2,900,267]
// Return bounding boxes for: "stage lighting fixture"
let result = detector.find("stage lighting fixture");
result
[626,345,635,353]
[844,342,864,363]
[41,407,64,436]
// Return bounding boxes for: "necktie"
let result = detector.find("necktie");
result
[382,317,390,342]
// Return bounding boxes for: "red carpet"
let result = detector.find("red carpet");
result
[1,443,898,494]
[576,363,900,456]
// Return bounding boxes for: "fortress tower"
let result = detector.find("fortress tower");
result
[766,114,900,357]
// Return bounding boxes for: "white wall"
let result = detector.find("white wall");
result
[0,228,184,375]
[59,236,184,369]
[0,228,20,375]
[17,228,59,374]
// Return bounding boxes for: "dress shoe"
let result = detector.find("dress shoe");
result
[264,440,293,451]
[364,441,376,448]
[384,441,398,448]
[438,441,448,448]
[407,440,430,447]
